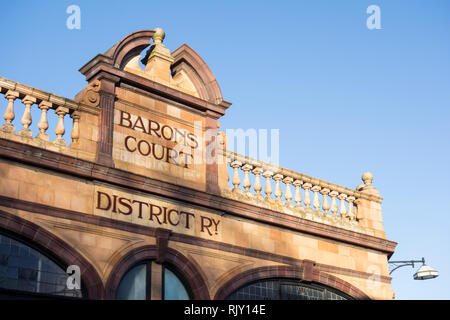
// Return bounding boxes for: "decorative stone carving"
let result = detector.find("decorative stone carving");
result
[1,90,19,133]
[347,196,356,221]
[37,101,52,141]
[263,171,275,203]
[293,180,303,208]
[362,172,373,186]
[230,161,243,194]
[320,188,331,215]
[329,191,339,216]
[360,171,380,196]
[311,185,321,212]
[70,111,81,144]
[283,177,294,207]
[142,28,175,84]
[54,106,69,146]
[252,167,264,201]
[273,174,284,205]
[77,80,101,107]
[242,164,254,197]
[338,194,348,218]
[18,95,36,137]
[303,183,312,211]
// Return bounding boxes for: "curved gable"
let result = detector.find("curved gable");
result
[172,44,224,104]
[79,29,231,118]
[104,30,155,69]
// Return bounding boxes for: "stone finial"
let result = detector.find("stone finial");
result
[362,171,373,186]
[360,171,380,196]
[153,28,165,45]
[142,27,174,83]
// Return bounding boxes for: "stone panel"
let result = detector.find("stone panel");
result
[112,89,207,190]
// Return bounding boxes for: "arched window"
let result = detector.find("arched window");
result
[226,278,351,300]
[116,262,148,300]
[0,232,83,298]
[116,261,191,300]
[164,267,190,300]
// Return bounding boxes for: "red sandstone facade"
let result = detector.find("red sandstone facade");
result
[0,29,396,300]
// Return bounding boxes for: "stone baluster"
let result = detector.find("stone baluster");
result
[19,95,37,137]
[242,164,253,197]
[70,111,81,144]
[293,180,303,208]
[338,194,348,218]
[312,185,321,212]
[273,174,284,205]
[1,90,19,133]
[263,171,275,203]
[283,177,294,207]
[347,196,356,221]
[225,156,232,192]
[36,101,51,141]
[230,161,243,194]
[330,191,339,216]
[54,107,69,146]
[355,201,362,221]
[320,188,331,216]
[252,167,264,201]
[302,183,312,211]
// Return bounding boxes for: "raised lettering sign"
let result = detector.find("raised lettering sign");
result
[93,186,221,237]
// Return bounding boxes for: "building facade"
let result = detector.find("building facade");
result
[0,29,396,300]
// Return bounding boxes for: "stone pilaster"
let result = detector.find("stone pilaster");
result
[205,116,221,195]
[95,73,119,167]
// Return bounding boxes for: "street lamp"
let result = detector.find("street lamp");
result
[389,257,439,280]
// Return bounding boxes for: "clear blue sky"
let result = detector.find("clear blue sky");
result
[1,0,449,300]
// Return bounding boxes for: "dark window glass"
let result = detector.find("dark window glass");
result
[0,233,82,298]
[116,261,190,300]
[226,279,349,300]
[164,268,189,300]
[116,263,147,300]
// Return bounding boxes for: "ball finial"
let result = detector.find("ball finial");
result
[153,27,165,44]
[361,171,373,186]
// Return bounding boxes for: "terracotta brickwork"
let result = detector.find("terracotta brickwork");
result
[0,29,396,300]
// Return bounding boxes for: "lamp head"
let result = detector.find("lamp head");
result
[414,264,439,280]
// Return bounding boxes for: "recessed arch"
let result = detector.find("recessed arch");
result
[104,245,210,300]
[104,30,156,69]
[0,209,105,299]
[214,265,371,300]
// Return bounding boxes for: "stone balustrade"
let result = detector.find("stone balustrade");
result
[0,75,384,236]
[223,151,383,234]
[0,76,84,147]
